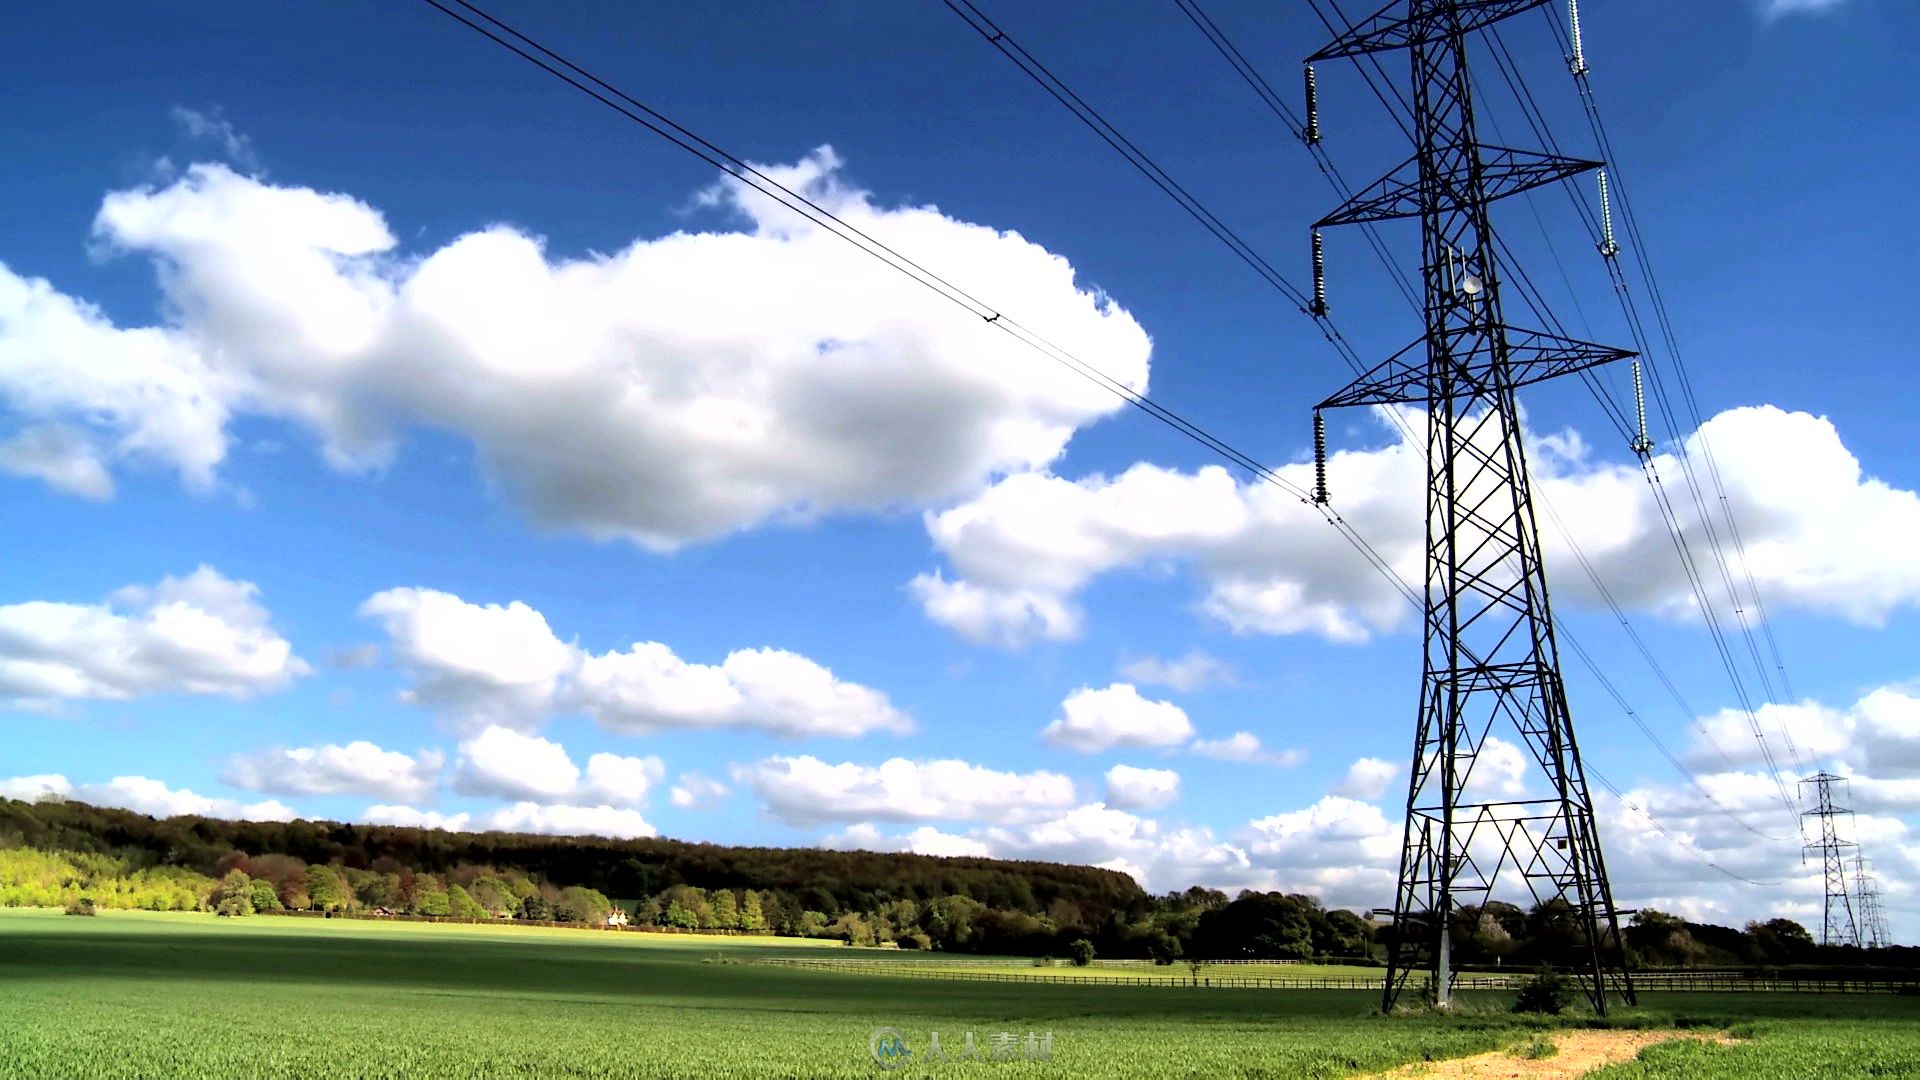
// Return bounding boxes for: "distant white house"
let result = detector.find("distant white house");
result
[605,910,630,928]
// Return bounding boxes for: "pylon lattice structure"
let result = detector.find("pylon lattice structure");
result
[1306,0,1636,1013]
[1800,772,1861,948]
[1852,854,1889,951]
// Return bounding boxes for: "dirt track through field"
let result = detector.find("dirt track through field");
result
[1362,1029,1737,1078]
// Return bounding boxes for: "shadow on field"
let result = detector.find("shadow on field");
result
[0,918,1380,1023]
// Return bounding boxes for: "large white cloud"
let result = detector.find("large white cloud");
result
[1687,686,1920,780]
[363,801,657,839]
[574,642,910,738]
[451,725,663,808]
[0,566,307,704]
[1103,764,1180,811]
[1,152,1148,547]
[734,755,1077,826]
[359,588,576,731]
[1,773,293,821]
[362,586,907,737]
[1041,683,1195,753]
[224,741,442,803]
[913,406,1920,646]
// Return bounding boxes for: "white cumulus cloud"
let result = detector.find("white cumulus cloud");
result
[1,773,293,821]
[478,802,657,839]
[1103,764,1180,811]
[1,152,1149,547]
[224,741,442,803]
[734,755,1077,826]
[574,642,910,738]
[1041,683,1194,753]
[361,801,657,839]
[0,566,307,705]
[362,586,907,737]
[359,587,575,731]
[451,725,662,808]
[912,406,1920,646]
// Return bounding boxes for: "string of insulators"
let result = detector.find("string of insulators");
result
[1303,65,1321,145]
[1312,410,1329,504]
[1310,229,1328,316]
[1629,359,1653,457]
[1568,0,1589,77]
[1596,169,1620,258]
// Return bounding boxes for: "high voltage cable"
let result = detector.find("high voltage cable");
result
[1495,11,1806,782]
[1164,0,1780,843]
[418,0,1782,886]
[1506,9,1799,729]
[947,0,1780,859]
[939,0,1316,313]
[410,0,1433,625]
[1496,12,1807,799]
[1167,0,1420,311]
[936,0,1393,392]
[1289,0,1803,827]
[409,0,1321,508]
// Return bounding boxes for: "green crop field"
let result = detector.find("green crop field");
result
[1,909,1915,1078]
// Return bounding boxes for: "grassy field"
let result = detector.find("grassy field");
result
[1,909,1915,1078]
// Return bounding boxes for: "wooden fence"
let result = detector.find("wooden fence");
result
[742,958,1920,995]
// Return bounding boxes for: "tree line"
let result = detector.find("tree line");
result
[2,796,1909,967]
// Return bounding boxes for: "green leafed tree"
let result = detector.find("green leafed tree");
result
[709,889,740,930]
[447,884,487,919]
[739,890,766,932]
[411,874,452,917]
[306,865,349,912]
[248,879,283,912]
[555,886,611,924]
[213,870,255,917]
[658,885,709,930]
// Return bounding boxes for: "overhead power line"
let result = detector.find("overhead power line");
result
[1286,0,1803,828]
[418,0,1783,893]
[1059,0,1777,847]
[411,0,1429,611]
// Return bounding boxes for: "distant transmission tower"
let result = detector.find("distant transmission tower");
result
[1305,1,1636,1013]
[1801,771,1861,948]
[1853,854,1889,950]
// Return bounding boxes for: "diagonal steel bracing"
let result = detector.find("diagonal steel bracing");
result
[1306,0,1636,1013]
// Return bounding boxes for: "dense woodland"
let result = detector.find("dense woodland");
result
[3,796,1911,968]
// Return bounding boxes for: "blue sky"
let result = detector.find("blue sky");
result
[3,0,1918,937]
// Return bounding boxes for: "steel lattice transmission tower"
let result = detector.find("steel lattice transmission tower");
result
[1800,772,1861,948]
[1305,0,1636,1012]
[1853,854,1889,951]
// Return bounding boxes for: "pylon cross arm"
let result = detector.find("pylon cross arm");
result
[1316,147,1603,228]
[1308,0,1552,61]
[1316,327,1635,409]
